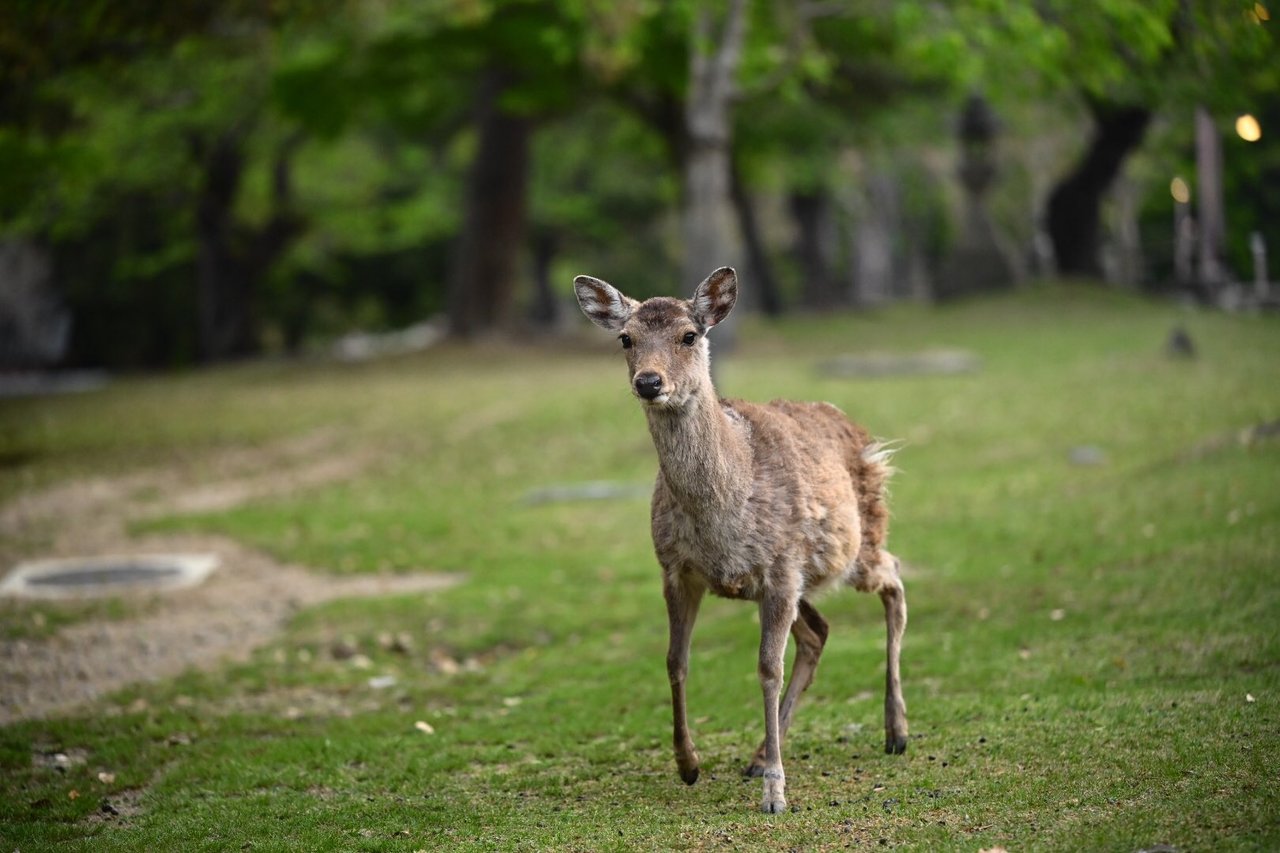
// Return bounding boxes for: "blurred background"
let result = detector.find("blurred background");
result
[0,0,1275,371]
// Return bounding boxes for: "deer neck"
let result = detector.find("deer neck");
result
[645,381,752,513]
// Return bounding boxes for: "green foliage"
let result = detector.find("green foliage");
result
[1,0,1276,365]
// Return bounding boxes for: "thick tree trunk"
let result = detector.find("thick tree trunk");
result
[193,131,303,362]
[448,72,532,338]
[195,133,258,362]
[683,0,746,363]
[1046,100,1151,278]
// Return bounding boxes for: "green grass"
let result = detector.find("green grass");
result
[2,285,1278,850]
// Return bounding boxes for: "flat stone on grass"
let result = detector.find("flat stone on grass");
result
[818,349,982,378]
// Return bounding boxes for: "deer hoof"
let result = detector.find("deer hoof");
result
[679,766,700,785]
[761,771,786,813]
[743,762,766,778]
[885,733,908,755]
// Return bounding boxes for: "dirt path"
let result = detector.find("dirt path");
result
[0,431,460,725]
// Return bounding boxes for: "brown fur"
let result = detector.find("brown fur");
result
[574,267,908,814]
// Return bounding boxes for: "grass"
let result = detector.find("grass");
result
[1,285,1278,851]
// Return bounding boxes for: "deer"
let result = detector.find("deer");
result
[573,266,908,814]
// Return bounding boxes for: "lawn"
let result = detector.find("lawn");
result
[1,286,1278,851]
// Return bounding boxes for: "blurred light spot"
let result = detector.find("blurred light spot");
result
[1236,114,1262,142]
[1170,177,1190,204]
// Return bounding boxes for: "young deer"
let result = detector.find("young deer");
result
[574,267,908,814]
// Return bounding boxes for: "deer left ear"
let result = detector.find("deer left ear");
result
[691,267,738,329]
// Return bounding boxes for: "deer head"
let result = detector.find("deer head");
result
[574,267,738,408]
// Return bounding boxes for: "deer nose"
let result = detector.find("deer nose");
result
[634,371,664,400]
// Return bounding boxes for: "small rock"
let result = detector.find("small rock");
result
[97,771,116,784]
[414,721,435,735]
[381,632,414,655]
[429,649,460,675]
[1068,445,1107,466]
[330,637,360,660]
[368,675,397,690]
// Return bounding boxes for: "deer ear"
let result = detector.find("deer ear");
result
[574,275,636,332]
[691,267,737,328]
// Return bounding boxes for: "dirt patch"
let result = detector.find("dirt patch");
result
[0,430,461,725]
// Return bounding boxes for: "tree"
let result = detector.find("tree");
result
[902,0,1276,280]
[0,4,321,364]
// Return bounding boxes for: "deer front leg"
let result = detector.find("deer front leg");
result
[880,555,908,755]
[757,594,798,813]
[664,572,704,785]
[746,599,828,777]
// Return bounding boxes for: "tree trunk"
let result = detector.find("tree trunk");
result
[729,156,783,316]
[683,0,746,363]
[193,130,303,362]
[1194,105,1228,296]
[195,132,258,362]
[448,72,533,338]
[529,229,559,328]
[1045,100,1151,278]
[790,189,842,309]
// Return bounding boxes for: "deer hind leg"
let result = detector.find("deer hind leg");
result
[756,593,798,814]
[664,571,704,785]
[877,553,908,754]
[745,599,828,778]
[850,549,908,754]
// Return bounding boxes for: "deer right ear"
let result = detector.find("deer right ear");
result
[574,275,636,332]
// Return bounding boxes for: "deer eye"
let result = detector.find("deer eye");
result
[682,331,698,346]
[619,333,633,349]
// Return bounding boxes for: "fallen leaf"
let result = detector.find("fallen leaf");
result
[1246,693,1256,703]
[415,721,435,735]
[978,847,1009,853]
[1018,647,1032,660]
[1050,609,1065,621]
[68,790,80,800]
[349,654,373,670]
[502,696,523,708]
[97,771,116,784]
[368,675,397,690]
[430,649,460,675]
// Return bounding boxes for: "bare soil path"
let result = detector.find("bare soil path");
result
[0,431,459,724]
